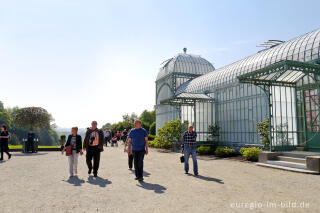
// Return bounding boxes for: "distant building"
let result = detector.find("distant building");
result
[155,29,320,152]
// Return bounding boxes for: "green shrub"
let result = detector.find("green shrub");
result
[149,122,156,136]
[148,134,155,141]
[148,140,155,148]
[241,147,263,161]
[214,146,236,157]
[257,119,270,148]
[240,147,246,155]
[197,145,211,155]
[153,137,172,149]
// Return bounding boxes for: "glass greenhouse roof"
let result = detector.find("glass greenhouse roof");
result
[178,28,320,94]
[238,60,320,87]
[156,52,215,81]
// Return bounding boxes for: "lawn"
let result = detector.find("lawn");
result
[9,145,60,149]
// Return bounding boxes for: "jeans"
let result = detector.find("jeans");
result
[68,150,79,176]
[86,146,101,174]
[132,150,145,178]
[128,154,133,169]
[184,145,198,174]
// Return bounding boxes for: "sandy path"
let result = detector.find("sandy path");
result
[0,146,319,213]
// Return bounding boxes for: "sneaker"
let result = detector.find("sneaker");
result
[88,169,92,175]
[93,173,97,177]
[194,172,199,176]
[185,171,189,174]
[138,177,144,182]
[135,177,139,180]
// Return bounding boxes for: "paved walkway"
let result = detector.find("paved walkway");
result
[0,146,319,213]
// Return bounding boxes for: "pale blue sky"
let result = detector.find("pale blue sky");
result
[1,0,320,128]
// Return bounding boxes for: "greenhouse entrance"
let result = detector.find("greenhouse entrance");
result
[238,60,320,152]
[160,92,215,146]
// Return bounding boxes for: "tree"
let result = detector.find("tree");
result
[13,107,51,128]
[153,118,184,149]
[122,113,138,123]
[208,123,220,142]
[102,123,111,130]
[257,119,270,148]
[149,121,156,135]
[0,110,12,129]
[139,110,155,132]
[0,101,4,111]
[110,121,134,132]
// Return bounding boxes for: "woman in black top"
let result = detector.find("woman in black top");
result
[0,124,11,160]
[62,127,83,177]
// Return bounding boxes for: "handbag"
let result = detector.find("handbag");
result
[65,146,73,156]
[180,155,185,163]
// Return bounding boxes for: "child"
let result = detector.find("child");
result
[111,136,118,147]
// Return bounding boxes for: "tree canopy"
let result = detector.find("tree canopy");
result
[13,107,51,128]
[0,102,58,146]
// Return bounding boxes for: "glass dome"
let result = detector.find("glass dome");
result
[156,49,215,81]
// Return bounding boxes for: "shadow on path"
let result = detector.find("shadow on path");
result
[194,175,224,184]
[87,176,112,187]
[137,181,166,194]
[13,153,48,157]
[130,170,151,177]
[63,176,85,186]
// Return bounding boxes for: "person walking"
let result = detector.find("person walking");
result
[123,129,133,170]
[121,129,128,142]
[104,130,111,147]
[27,128,35,152]
[62,127,83,178]
[83,121,104,177]
[0,124,11,160]
[127,120,149,181]
[181,125,198,176]
[116,131,121,141]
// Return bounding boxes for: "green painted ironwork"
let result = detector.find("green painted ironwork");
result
[238,60,320,152]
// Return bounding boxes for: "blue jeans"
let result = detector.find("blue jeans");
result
[184,145,198,174]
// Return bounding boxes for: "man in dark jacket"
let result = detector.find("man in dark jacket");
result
[27,128,35,152]
[83,121,104,177]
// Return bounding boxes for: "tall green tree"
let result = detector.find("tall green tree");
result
[102,122,112,130]
[13,107,51,128]
[0,110,12,129]
[139,110,155,131]
[122,113,138,123]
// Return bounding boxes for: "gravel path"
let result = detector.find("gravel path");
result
[0,146,319,213]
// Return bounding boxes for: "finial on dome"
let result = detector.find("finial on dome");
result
[183,47,187,54]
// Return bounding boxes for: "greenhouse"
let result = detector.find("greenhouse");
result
[155,29,320,152]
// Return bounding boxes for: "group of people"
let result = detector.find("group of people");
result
[103,129,128,147]
[62,120,149,181]
[1,120,199,180]
[62,120,199,180]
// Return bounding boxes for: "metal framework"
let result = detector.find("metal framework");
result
[238,60,320,151]
[160,93,214,106]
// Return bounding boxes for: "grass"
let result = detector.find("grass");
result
[8,145,60,149]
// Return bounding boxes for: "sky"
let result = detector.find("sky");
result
[1,0,320,128]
